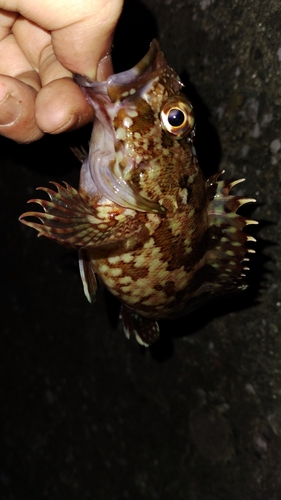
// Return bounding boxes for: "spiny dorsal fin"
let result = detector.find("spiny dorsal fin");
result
[205,172,257,295]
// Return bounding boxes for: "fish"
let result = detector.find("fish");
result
[20,40,257,346]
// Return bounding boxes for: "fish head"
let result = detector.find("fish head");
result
[75,40,198,213]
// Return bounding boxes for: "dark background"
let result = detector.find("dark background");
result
[1,1,281,498]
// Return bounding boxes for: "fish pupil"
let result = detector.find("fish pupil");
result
[168,108,185,127]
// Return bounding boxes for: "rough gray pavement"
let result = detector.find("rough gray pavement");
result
[1,1,280,498]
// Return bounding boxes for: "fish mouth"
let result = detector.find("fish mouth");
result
[74,39,167,103]
[106,39,166,102]
[76,40,173,214]
[74,39,182,214]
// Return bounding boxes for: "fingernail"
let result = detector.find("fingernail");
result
[0,94,21,125]
[45,113,80,134]
[97,54,114,81]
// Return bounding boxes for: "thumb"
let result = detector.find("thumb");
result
[51,0,123,79]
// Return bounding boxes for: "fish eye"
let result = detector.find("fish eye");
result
[168,108,185,127]
[160,96,195,138]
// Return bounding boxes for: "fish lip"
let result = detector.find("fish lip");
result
[74,39,167,102]
[107,39,164,86]
[74,39,161,83]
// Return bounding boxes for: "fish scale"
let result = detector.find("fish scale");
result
[20,40,257,347]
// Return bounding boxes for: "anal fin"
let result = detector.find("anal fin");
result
[120,306,160,347]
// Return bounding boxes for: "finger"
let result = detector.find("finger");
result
[0,8,17,39]
[1,0,123,78]
[12,16,72,85]
[0,74,43,142]
[51,0,123,78]
[11,15,112,90]
[3,15,94,136]
[35,77,94,134]
[0,32,41,90]
[96,53,113,81]
[0,10,41,88]
[52,19,116,79]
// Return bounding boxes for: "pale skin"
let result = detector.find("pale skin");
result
[0,0,123,143]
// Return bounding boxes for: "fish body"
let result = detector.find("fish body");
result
[20,40,256,346]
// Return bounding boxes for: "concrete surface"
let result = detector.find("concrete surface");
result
[1,0,280,498]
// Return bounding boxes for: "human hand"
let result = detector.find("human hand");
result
[0,0,123,143]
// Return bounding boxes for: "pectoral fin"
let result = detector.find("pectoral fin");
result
[19,182,149,250]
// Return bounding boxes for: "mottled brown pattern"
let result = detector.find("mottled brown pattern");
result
[20,41,256,345]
